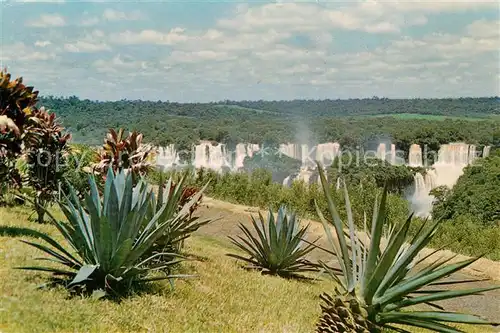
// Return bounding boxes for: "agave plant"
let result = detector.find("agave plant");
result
[17,168,204,297]
[227,205,318,279]
[314,162,499,333]
[93,128,154,183]
[143,174,210,261]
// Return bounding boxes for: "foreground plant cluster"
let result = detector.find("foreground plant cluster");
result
[1,71,499,332]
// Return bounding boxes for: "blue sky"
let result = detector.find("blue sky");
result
[1,0,498,102]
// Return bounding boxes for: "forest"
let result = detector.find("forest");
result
[39,96,500,154]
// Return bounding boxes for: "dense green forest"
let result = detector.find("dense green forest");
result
[39,97,500,154]
[431,148,500,226]
[223,97,499,117]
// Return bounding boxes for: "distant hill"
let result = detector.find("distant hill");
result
[39,96,500,150]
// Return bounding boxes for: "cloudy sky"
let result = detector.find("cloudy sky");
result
[0,0,498,102]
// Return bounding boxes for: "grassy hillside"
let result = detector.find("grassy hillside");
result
[0,206,496,333]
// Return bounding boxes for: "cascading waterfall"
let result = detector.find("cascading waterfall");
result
[410,142,483,217]
[483,146,491,158]
[156,145,180,169]
[315,142,340,167]
[377,143,387,162]
[154,141,493,217]
[193,141,231,171]
[408,144,423,167]
[391,144,396,165]
[234,143,260,170]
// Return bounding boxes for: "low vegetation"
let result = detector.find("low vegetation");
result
[314,166,499,332]
[227,205,318,279]
[1,70,499,333]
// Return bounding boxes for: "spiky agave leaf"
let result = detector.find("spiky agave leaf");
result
[314,161,500,332]
[16,168,201,297]
[141,173,211,262]
[227,205,319,279]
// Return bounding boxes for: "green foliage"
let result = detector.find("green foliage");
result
[243,148,302,181]
[143,174,209,263]
[17,169,203,298]
[63,144,100,199]
[22,108,71,223]
[410,215,500,261]
[93,128,155,184]
[227,205,317,279]
[314,164,500,332]
[0,70,39,201]
[329,156,415,194]
[150,168,410,232]
[431,149,500,225]
[39,96,499,149]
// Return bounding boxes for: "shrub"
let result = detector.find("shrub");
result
[93,128,155,184]
[22,107,71,223]
[0,70,39,202]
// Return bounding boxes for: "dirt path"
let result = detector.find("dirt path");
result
[193,197,500,323]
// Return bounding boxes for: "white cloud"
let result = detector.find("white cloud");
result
[466,19,500,39]
[62,29,111,53]
[1,43,57,62]
[64,41,111,53]
[6,3,500,100]
[110,28,188,45]
[26,14,66,28]
[102,9,144,21]
[93,55,148,74]
[34,40,52,48]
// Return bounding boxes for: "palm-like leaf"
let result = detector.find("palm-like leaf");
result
[314,161,500,332]
[227,205,319,279]
[16,168,206,297]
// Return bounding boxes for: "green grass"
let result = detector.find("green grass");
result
[0,206,495,333]
[365,113,499,121]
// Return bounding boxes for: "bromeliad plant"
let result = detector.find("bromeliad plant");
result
[314,162,500,333]
[17,168,205,297]
[227,205,318,279]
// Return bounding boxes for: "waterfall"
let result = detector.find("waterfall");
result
[280,142,341,168]
[390,144,396,165]
[234,143,247,170]
[377,143,387,162]
[279,143,301,160]
[192,141,231,171]
[234,143,260,170]
[408,144,423,167]
[483,146,491,158]
[296,167,314,184]
[433,142,475,188]
[411,142,480,217]
[282,175,292,187]
[315,142,340,167]
[156,144,180,169]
